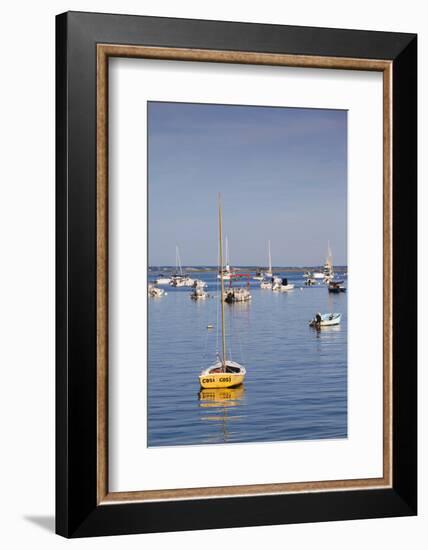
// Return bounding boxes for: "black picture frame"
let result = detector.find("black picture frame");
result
[56,11,417,538]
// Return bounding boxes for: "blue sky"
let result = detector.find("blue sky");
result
[148,102,347,267]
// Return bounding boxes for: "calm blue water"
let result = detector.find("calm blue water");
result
[148,271,347,447]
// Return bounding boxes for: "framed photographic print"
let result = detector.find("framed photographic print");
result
[56,11,417,537]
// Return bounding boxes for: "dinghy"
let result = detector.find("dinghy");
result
[190,287,208,300]
[199,195,246,389]
[272,277,295,292]
[148,284,166,297]
[328,280,346,293]
[309,312,341,327]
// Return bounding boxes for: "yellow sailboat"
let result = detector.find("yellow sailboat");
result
[199,195,246,390]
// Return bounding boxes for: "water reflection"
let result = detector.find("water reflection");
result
[198,386,245,444]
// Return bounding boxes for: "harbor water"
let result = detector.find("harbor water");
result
[148,271,347,447]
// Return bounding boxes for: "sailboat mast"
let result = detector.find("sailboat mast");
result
[268,240,272,272]
[218,194,227,369]
[176,245,183,276]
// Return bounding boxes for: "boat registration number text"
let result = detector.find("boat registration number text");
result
[202,377,232,384]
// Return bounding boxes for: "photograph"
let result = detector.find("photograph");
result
[147,101,348,447]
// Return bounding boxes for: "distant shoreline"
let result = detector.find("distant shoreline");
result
[149,266,347,273]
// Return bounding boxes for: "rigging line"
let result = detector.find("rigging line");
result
[202,291,211,360]
[236,314,246,365]
[228,305,233,361]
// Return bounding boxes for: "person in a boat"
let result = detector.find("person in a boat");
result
[282,278,288,286]
[315,312,322,324]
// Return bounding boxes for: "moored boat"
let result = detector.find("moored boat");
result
[224,287,252,303]
[199,195,246,389]
[155,276,171,285]
[170,246,194,286]
[148,284,166,297]
[223,273,252,303]
[272,277,295,292]
[190,287,208,300]
[323,241,335,282]
[217,236,233,280]
[309,312,341,327]
[199,360,246,389]
[328,280,346,293]
[170,275,194,287]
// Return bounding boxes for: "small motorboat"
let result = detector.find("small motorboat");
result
[224,287,252,303]
[190,287,208,300]
[272,277,295,292]
[305,277,316,286]
[148,284,166,297]
[260,275,280,290]
[328,280,346,293]
[224,273,252,303]
[309,312,341,327]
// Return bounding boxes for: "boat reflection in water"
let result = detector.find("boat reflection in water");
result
[198,386,245,444]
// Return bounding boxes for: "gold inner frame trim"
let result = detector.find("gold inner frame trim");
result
[96,44,393,504]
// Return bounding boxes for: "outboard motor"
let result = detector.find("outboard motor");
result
[282,278,288,286]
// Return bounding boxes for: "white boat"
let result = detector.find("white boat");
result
[217,237,233,280]
[313,272,324,279]
[309,312,341,327]
[170,246,194,286]
[155,276,171,285]
[224,287,252,303]
[199,195,246,389]
[190,287,208,300]
[273,283,295,292]
[323,241,334,282]
[170,276,194,287]
[260,275,281,290]
[272,277,295,292]
[148,284,166,297]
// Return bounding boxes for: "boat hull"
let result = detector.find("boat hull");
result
[199,373,245,389]
[273,284,295,292]
[199,361,246,389]
[309,313,341,327]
